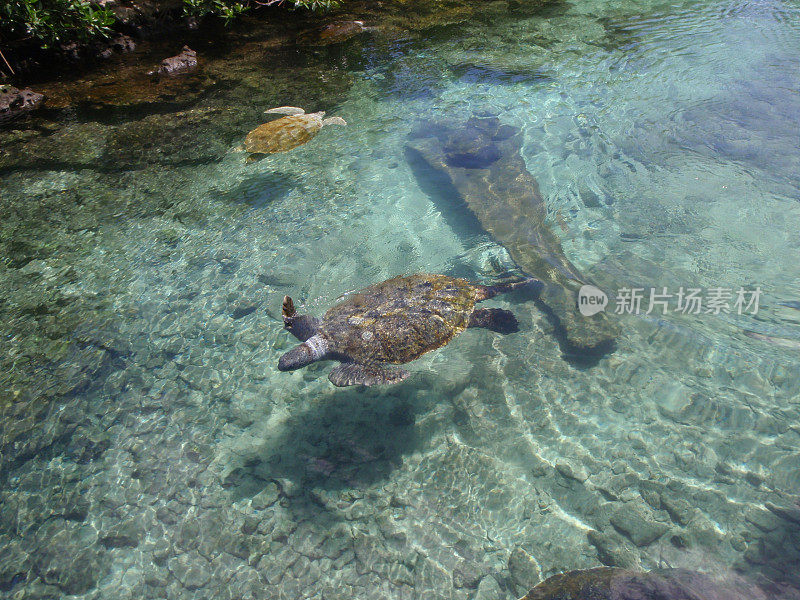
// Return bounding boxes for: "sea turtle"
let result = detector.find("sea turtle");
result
[277,273,537,387]
[239,106,347,161]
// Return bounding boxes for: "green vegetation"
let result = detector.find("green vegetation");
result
[0,0,341,51]
[183,0,342,24]
[1,0,116,49]
[183,0,251,23]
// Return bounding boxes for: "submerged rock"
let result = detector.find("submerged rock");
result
[475,575,504,600]
[298,20,369,45]
[405,115,619,354]
[148,46,198,76]
[103,107,240,168]
[0,120,107,171]
[518,567,769,600]
[509,547,542,595]
[586,530,640,569]
[609,505,669,547]
[0,86,45,124]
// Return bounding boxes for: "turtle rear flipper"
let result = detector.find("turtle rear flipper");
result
[245,153,267,164]
[328,363,410,387]
[468,308,519,334]
[476,277,542,301]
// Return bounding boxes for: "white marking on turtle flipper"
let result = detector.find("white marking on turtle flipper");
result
[305,334,329,358]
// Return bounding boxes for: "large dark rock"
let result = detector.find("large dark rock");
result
[406,115,619,354]
[519,567,768,600]
[96,34,137,59]
[0,86,45,125]
[61,33,137,61]
[148,46,198,76]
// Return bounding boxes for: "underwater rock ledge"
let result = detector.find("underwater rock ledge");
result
[406,114,620,356]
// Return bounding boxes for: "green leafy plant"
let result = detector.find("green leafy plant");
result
[289,0,341,9]
[183,0,250,23]
[183,0,341,23]
[0,0,341,59]
[1,0,116,49]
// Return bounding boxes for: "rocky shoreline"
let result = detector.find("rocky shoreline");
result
[0,0,557,122]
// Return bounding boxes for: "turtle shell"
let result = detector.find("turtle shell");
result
[244,113,323,154]
[321,274,482,365]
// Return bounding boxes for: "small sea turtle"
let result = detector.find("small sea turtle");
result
[278,273,536,387]
[239,106,347,161]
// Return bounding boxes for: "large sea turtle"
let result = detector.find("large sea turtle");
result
[278,274,536,386]
[239,106,346,161]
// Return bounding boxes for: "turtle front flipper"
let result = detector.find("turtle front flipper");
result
[328,363,410,387]
[468,308,519,334]
[265,106,306,116]
[278,334,329,371]
[322,116,347,127]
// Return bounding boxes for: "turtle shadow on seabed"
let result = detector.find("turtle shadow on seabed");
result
[214,170,302,209]
[404,115,619,365]
[220,380,432,511]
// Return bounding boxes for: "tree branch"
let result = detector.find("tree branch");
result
[0,47,15,76]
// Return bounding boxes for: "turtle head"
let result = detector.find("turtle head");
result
[322,115,347,127]
[282,295,321,342]
[278,334,329,371]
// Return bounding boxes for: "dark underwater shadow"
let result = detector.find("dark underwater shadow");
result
[448,63,551,86]
[221,377,432,508]
[404,144,488,243]
[215,170,302,209]
[405,140,614,368]
[531,295,615,368]
[732,499,800,598]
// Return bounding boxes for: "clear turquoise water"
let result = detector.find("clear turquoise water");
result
[1,0,800,598]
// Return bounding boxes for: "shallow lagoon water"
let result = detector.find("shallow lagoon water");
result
[1,0,800,598]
